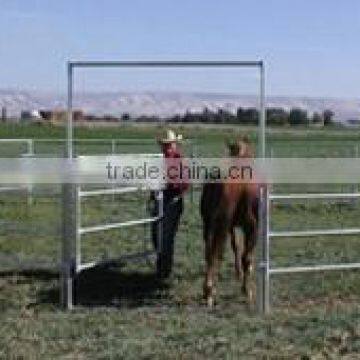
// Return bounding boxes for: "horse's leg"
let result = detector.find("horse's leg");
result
[230,228,242,280]
[242,216,257,304]
[203,233,216,307]
[203,228,226,307]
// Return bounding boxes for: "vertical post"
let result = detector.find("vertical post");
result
[27,139,34,156]
[156,190,164,255]
[264,186,270,313]
[111,139,116,154]
[67,63,74,159]
[26,140,34,206]
[256,185,270,314]
[75,185,81,273]
[26,184,33,206]
[354,144,359,195]
[259,62,266,159]
[256,62,269,314]
[111,139,116,202]
[61,183,78,309]
[61,62,76,309]
[1,106,6,122]
[190,140,194,204]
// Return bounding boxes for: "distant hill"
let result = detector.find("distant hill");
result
[0,89,359,123]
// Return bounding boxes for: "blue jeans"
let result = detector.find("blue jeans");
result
[151,190,183,278]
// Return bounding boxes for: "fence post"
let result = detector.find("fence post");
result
[111,139,116,154]
[190,140,195,204]
[111,140,116,202]
[25,140,34,206]
[27,139,34,157]
[256,185,270,314]
[155,190,164,256]
[75,185,81,273]
[61,182,79,309]
[354,144,359,200]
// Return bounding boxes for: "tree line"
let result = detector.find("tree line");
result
[123,107,335,126]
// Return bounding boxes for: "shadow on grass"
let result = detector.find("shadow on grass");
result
[0,269,58,282]
[34,266,170,308]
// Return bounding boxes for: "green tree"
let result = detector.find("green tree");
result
[288,108,308,126]
[217,108,236,124]
[240,108,259,125]
[323,109,335,126]
[121,113,131,121]
[311,112,323,125]
[266,108,289,126]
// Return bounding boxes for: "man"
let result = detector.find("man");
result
[151,129,189,278]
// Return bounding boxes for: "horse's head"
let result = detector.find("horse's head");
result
[226,135,254,158]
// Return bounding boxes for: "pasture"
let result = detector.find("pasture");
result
[1,123,360,358]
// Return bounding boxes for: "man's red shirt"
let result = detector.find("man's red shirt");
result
[163,146,189,195]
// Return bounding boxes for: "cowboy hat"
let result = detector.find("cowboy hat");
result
[159,129,183,143]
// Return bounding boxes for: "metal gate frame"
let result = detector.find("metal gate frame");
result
[61,60,266,310]
[64,60,266,159]
[257,188,360,314]
[61,172,164,309]
[75,186,163,273]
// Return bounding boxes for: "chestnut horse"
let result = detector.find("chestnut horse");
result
[200,136,259,307]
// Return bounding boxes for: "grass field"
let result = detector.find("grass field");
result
[1,123,360,358]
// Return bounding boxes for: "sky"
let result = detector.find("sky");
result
[0,0,359,98]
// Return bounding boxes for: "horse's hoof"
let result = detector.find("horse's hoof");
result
[207,297,215,308]
[247,289,254,303]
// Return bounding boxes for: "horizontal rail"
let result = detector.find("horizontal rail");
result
[12,138,192,144]
[269,263,360,274]
[79,186,148,197]
[0,138,155,144]
[270,228,360,238]
[270,193,360,200]
[40,138,156,143]
[0,139,32,143]
[79,217,160,234]
[77,251,157,272]
[70,60,263,68]
[77,153,163,158]
[0,186,28,192]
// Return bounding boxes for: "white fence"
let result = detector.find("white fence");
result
[61,153,165,309]
[76,186,163,273]
[257,188,360,314]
